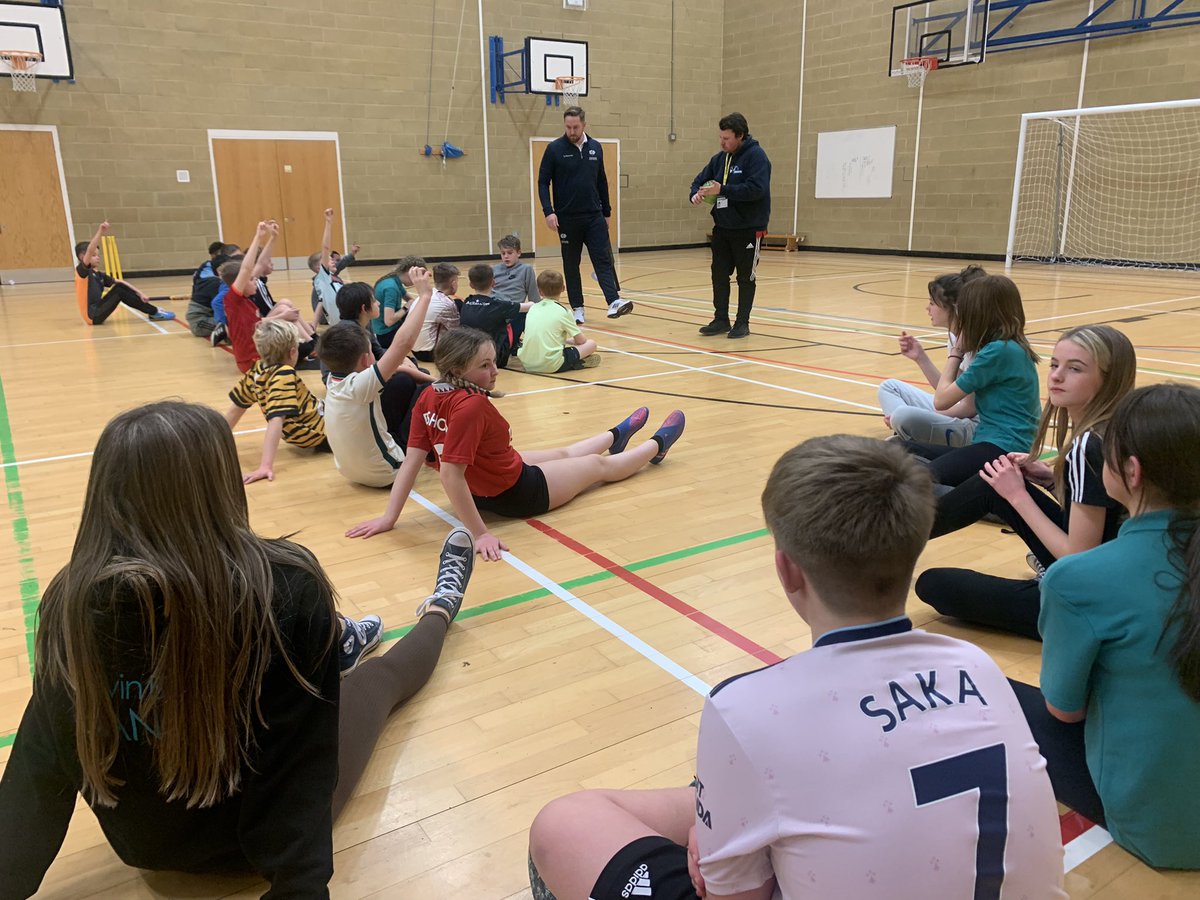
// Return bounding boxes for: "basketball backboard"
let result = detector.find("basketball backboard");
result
[525,37,588,97]
[0,0,72,80]
[889,0,987,77]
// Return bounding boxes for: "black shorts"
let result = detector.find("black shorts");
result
[591,836,698,900]
[472,462,550,518]
[557,346,583,372]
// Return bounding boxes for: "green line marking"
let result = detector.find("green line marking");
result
[378,526,770,643]
[0,372,39,675]
[0,371,41,754]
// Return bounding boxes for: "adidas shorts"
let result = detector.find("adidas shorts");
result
[590,836,698,900]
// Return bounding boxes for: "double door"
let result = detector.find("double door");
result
[211,135,345,269]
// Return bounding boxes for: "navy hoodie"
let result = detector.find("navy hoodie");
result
[689,135,771,231]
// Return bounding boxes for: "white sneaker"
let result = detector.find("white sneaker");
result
[573,307,586,324]
[606,298,634,318]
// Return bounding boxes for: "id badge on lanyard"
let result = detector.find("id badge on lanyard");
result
[716,154,731,209]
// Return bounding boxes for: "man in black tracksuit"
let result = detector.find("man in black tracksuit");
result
[690,112,772,339]
[538,106,633,323]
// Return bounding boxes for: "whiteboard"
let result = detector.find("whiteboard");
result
[815,126,896,199]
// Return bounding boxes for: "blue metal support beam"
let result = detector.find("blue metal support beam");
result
[985,0,1200,53]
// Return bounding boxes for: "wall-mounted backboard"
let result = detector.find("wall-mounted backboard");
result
[0,1,72,80]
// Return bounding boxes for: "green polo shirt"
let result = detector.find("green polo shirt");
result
[953,339,1040,451]
[1039,509,1200,868]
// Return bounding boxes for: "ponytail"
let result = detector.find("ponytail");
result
[1164,512,1200,701]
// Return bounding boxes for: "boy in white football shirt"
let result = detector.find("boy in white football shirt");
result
[529,435,1066,900]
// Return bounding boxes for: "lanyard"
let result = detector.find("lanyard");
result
[722,153,732,185]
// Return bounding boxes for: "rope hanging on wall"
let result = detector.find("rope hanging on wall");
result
[421,0,469,161]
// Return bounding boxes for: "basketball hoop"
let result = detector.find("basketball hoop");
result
[899,56,937,89]
[1,50,43,92]
[554,75,586,108]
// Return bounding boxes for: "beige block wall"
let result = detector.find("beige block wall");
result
[4,0,723,272]
[721,0,1200,256]
[7,1,1200,269]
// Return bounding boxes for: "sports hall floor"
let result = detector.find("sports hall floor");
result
[1,249,1199,898]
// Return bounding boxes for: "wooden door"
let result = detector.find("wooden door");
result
[274,140,345,268]
[0,129,74,283]
[212,139,286,254]
[530,137,620,257]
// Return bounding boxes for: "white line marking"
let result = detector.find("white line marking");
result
[1,427,267,469]
[504,361,742,399]
[406,491,711,696]
[0,331,176,350]
[1063,825,1113,872]
[590,329,881,407]
[1027,294,1200,324]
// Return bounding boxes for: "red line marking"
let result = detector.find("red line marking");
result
[526,518,784,665]
[588,323,926,387]
[1059,809,1096,845]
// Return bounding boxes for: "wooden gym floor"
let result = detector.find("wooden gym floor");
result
[1,250,1199,898]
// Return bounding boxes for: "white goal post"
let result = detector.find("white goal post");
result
[1005,97,1200,270]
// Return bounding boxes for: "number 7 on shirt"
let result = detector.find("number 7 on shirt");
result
[910,744,1009,900]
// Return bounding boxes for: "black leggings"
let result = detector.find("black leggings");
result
[902,440,1008,487]
[332,615,448,818]
[917,474,1065,639]
[89,283,159,325]
[380,373,426,451]
[1009,680,1106,827]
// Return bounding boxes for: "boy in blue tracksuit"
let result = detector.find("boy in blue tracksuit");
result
[690,112,772,339]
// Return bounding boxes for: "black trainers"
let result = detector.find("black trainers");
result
[209,322,228,347]
[415,528,475,623]
[338,613,383,677]
[728,322,750,339]
[698,318,731,336]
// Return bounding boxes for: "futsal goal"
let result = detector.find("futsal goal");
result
[1005,98,1200,270]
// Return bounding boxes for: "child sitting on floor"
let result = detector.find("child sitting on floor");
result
[74,222,175,325]
[224,318,329,484]
[413,263,461,362]
[460,263,532,370]
[517,270,600,373]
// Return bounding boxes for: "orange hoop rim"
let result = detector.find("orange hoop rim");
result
[553,75,586,89]
[900,56,939,71]
[0,50,43,71]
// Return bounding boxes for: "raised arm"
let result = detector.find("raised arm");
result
[84,221,110,265]
[233,222,268,296]
[320,208,334,272]
[376,267,434,381]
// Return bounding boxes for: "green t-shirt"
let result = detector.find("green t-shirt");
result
[953,339,1040,451]
[517,298,580,373]
[1039,509,1200,868]
[372,275,406,336]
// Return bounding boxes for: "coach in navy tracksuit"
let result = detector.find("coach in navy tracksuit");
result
[538,106,633,323]
[690,113,772,339]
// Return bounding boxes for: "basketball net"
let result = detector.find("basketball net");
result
[554,75,585,108]
[899,57,936,89]
[1,50,42,92]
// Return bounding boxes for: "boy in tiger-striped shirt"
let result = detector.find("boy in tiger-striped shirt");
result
[225,319,330,484]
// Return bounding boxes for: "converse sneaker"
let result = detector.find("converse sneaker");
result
[606,298,634,318]
[650,410,686,464]
[1026,552,1047,581]
[210,322,228,347]
[338,613,383,676]
[415,528,476,623]
[573,307,586,325]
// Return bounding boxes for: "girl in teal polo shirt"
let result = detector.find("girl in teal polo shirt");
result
[901,275,1041,486]
[1011,383,1200,869]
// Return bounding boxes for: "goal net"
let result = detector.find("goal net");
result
[1006,99,1200,270]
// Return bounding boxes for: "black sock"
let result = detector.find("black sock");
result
[608,427,621,445]
[651,435,665,453]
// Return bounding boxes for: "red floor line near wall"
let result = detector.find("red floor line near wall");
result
[526,518,784,666]
[1059,809,1096,845]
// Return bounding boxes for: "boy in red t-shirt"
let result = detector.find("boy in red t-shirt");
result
[220,221,316,373]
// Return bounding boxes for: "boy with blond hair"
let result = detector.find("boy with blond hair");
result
[225,318,328,484]
[517,269,599,373]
